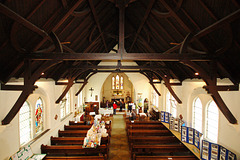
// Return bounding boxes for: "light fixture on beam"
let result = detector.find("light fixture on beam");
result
[195,72,199,76]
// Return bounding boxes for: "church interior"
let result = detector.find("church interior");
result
[0,0,240,159]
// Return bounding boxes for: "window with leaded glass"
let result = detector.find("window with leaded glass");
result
[35,97,43,134]
[112,76,115,89]
[166,92,177,117]
[116,75,119,89]
[19,101,31,146]
[192,97,202,132]
[206,100,219,143]
[120,76,123,89]
[60,92,70,119]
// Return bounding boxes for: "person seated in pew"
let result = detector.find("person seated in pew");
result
[129,109,137,121]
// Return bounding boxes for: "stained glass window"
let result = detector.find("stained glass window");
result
[206,100,219,143]
[120,76,123,89]
[19,101,31,145]
[116,75,119,89]
[192,97,202,132]
[112,76,115,89]
[35,97,43,134]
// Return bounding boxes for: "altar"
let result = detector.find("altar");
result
[99,108,113,115]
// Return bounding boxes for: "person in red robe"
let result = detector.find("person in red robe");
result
[113,101,117,115]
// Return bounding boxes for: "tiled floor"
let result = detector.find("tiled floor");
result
[108,114,131,160]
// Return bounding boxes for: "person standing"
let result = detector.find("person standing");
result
[113,101,117,115]
[106,100,109,108]
[119,99,123,112]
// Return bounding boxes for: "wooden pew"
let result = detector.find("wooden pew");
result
[64,125,91,130]
[125,120,163,125]
[69,121,86,125]
[41,144,108,157]
[133,155,198,160]
[64,125,111,137]
[58,130,87,137]
[51,137,109,146]
[69,121,112,131]
[129,136,180,146]
[44,155,106,160]
[127,124,166,130]
[131,144,194,160]
[128,129,172,137]
[65,125,111,130]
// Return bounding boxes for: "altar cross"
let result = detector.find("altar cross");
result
[89,87,94,97]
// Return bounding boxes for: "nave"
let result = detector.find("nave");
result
[40,113,198,160]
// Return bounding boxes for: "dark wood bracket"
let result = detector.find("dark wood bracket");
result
[75,80,88,96]
[140,71,161,96]
[152,70,182,104]
[1,60,59,125]
[55,79,74,104]
[75,71,97,96]
[182,60,238,124]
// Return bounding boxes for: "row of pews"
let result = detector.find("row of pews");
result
[125,118,199,160]
[41,120,112,160]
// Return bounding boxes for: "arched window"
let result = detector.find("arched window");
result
[112,74,124,90]
[112,76,115,89]
[206,100,219,143]
[35,98,43,134]
[166,92,177,117]
[192,97,202,132]
[19,101,31,145]
[116,74,120,89]
[120,76,123,89]
[60,92,70,119]
[66,92,70,115]
[152,90,158,107]
[166,92,171,112]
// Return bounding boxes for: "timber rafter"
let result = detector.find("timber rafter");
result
[182,60,238,124]
[2,60,59,125]
[140,71,161,96]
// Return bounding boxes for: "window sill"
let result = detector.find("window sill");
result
[20,129,50,148]
[60,112,73,121]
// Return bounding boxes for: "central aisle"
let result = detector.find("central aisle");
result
[108,114,131,160]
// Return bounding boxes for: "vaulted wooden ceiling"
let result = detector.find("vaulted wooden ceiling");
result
[0,0,240,124]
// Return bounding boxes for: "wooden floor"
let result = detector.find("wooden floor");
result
[108,114,131,160]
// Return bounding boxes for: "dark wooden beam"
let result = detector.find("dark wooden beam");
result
[160,0,208,52]
[0,84,38,91]
[49,32,63,52]
[88,0,108,52]
[203,85,239,91]
[72,65,167,70]
[194,9,240,38]
[61,0,68,9]
[26,52,213,61]
[0,3,48,38]
[182,60,237,124]
[1,60,59,125]
[75,81,88,96]
[55,82,69,85]
[140,72,161,96]
[179,33,193,54]
[56,79,74,104]
[151,70,182,104]
[118,1,125,57]
[169,82,182,86]
[33,0,84,51]
[75,72,97,96]
[129,0,155,52]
